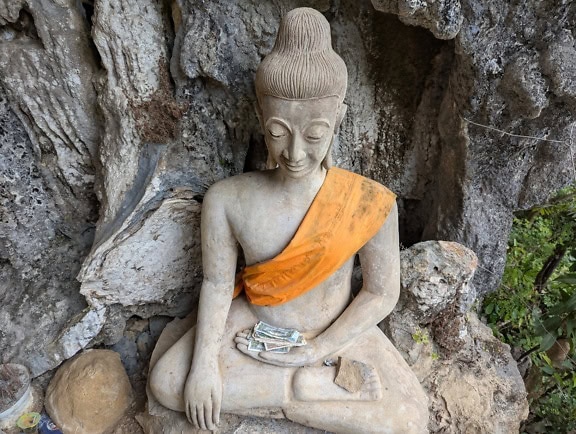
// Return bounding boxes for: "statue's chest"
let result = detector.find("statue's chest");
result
[233,199,311,265]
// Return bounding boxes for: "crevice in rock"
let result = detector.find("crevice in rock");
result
[162,0,177,68]
[75,0,104,70]
[93,142,165,249]
[78,0,95,25]
[242,133,267,173]
[0,8,41,45]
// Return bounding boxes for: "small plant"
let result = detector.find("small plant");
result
[412,327,430,345]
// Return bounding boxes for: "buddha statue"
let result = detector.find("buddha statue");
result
[149,7,428,433]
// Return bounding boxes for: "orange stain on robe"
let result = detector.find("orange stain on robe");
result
[234,167,396,306]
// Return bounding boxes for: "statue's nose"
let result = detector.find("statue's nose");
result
[283,135,306,162]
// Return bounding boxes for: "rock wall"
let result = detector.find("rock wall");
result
[0,0,574,376]
[0,9,98,373]
[382,241,529,433]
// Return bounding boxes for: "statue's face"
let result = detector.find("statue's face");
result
[259,95,341,178]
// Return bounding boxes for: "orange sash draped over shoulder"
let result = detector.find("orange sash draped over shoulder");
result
[233,167,396,307]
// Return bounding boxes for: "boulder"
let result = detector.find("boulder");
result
[382,241,529,433]
[399,241,478,323]
[45,350,132,434]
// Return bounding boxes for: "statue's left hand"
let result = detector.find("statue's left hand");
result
[234,329,325,367]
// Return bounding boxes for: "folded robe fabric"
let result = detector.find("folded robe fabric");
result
[234,167,396,306]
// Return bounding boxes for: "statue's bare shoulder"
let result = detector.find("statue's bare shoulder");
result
[204,171,272,210]
[202,171,279,260]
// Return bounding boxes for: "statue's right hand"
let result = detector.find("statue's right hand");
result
[184,367,222,431]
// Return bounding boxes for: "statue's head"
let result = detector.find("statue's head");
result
[255,7,348,173]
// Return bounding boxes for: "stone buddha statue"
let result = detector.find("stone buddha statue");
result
[149,7,428,433]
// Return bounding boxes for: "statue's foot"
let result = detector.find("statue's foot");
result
[292,362,382,402]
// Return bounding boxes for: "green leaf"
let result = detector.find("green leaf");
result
[535,315,563,336]
[540,333,557,352]
[567,318,576,337]
[548,293,576,316]
[485,303,494,315]
[555,273,576,285]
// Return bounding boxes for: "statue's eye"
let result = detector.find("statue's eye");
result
[306,134,323,141]
[267,127,287,139]
[305,126,328,142]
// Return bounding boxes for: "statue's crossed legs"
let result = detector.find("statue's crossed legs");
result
[150,298,428,434]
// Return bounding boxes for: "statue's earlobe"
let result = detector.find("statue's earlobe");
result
[322,139,334,170]
[256,100,276,169]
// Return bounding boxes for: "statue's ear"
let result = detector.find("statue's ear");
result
[335,103,347,132]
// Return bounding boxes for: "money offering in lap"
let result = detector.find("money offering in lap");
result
[247,321,307,353]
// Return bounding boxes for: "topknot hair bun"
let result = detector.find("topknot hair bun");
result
[255,8,348,102]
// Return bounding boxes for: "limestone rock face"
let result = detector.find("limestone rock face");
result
[383,241,529,433]
[371,0,463,39]
[400,241,478,322]
[45,350,132,434]
[0,76,96,374]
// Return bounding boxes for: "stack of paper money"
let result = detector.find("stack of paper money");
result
[247,321,307,353]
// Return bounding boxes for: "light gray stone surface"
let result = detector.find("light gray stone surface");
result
[420,0,576,295]
[399,240,477,322]
[382,241,529,433]
[371,0,463,39]
[0,0,99,372]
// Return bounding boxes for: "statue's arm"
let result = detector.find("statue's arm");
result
[184,183,238,430]
[260,202,400,367]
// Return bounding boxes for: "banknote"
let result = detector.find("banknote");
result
[247,339,265,352]
[245,321,307,354]
[253,321,300,343]
[264,342,291,351]
[248,336,290,353]
[254,334,307,346]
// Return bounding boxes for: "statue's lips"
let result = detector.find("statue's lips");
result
[283,161,305,171]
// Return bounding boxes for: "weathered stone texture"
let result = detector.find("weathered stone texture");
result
[419,0,576,295]
[382,241,529,433]
[371,0,463,39]
[0,0,99,373]
[0,87,96,372]
[400,241,478,322]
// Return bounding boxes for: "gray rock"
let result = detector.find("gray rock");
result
[27,307,107,377]
[0,86,96,373]
[79,190,202,318]
[0,0,99,374]
[383,241,529,433]
[399,241,477,322]
[371,0,463,39]
[419,0,576,296]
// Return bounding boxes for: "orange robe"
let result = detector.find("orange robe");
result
[234,167,396,306]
